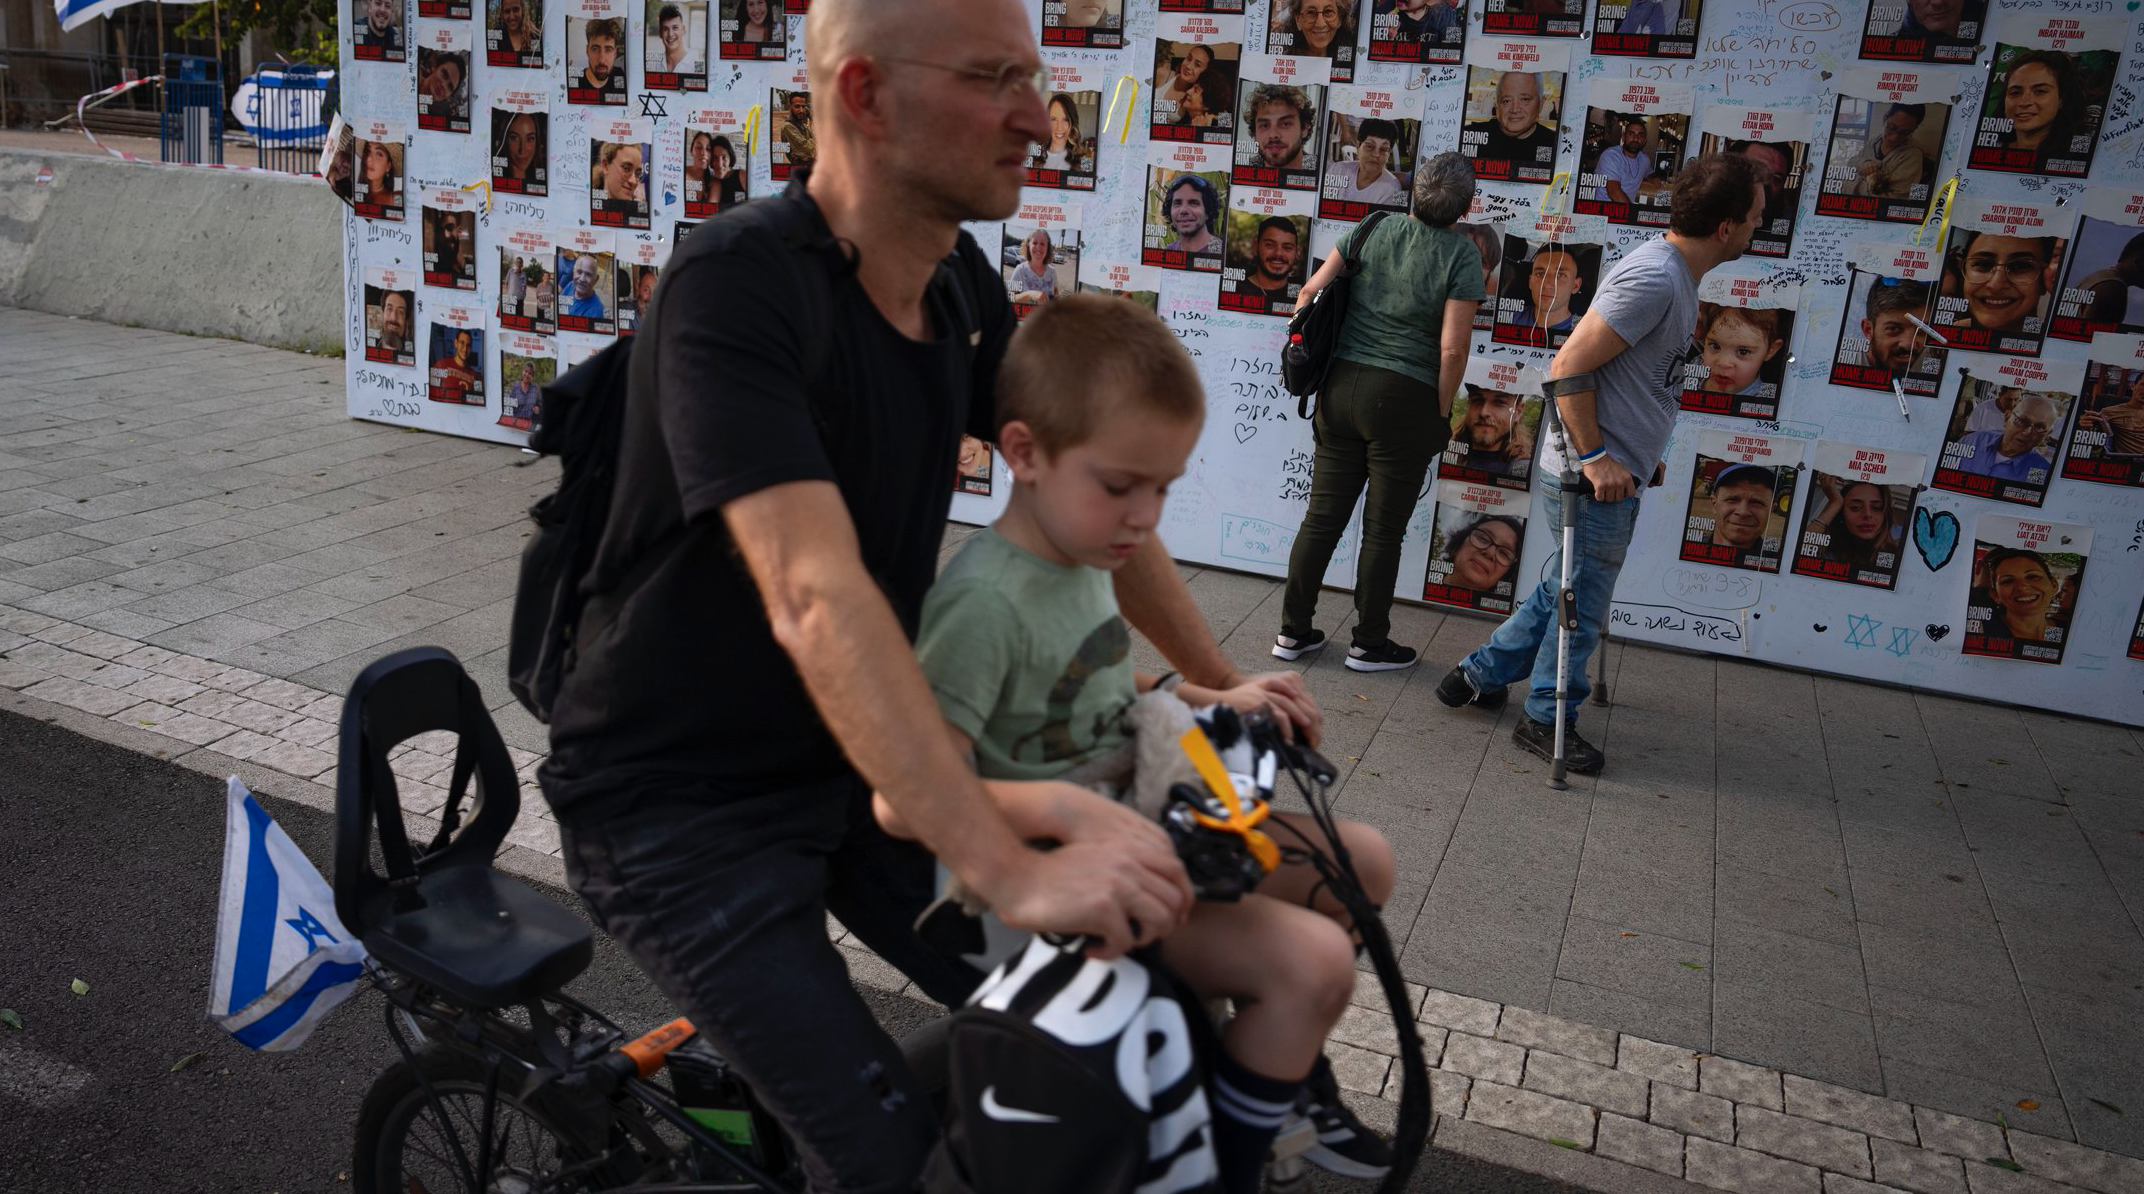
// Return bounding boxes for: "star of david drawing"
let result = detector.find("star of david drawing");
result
[286,906,340,950]
[637,93,669,119]
[1845,614,1882,650]
[1885,626,1918,658]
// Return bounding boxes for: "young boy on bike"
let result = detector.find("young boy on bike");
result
[876,294,1399,1190]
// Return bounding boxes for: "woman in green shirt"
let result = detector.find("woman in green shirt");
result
[1275,152,1487,671]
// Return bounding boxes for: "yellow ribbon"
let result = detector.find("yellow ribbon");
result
[744,105,763,158]
[1914,175,1959,248]
[1105,76,1140,145]
[460,178,492,214]
[1540,171,1573,219]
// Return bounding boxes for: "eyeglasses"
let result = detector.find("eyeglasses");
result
[1465,529,1518,567]
[1961,255,2044,283]
[876,56,1049,103]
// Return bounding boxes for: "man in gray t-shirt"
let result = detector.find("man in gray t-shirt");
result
[1436,153,1769,776]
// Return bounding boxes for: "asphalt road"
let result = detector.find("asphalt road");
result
[0,706,1593,1194]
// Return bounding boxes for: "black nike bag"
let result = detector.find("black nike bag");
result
[915,936,1222,1194]
[1279,210,1392,415]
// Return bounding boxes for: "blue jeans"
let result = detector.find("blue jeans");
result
[1459,479,1640,727]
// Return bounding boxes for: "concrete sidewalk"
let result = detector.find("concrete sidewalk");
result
[5,306,2143,1194]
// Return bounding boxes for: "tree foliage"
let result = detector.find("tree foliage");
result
[175,0,340,66]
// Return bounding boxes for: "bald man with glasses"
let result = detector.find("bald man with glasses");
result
[536,1,1321,1189]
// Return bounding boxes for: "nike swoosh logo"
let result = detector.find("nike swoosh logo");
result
[980,1085,1060,1124]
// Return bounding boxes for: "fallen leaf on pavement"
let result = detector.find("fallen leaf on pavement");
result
[1984,1159,2024,1173]
[1619,931,1638,938]
[2016,1099,2039,1111]
[2090,1098,2124,1116]
[171,1052,205,1073]
[1679,962,1705,970]
[70,978,89,996]
[1548,1138,1583,1150]
[0,1009,22,1030]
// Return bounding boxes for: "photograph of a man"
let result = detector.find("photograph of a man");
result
[2053,221,2144,341]
[2063,362,2144,486]
[1952,390,2062,483]
[1222,215,1305,315]
[428,325,483,405]
[1492,239,1597,347]
[773,89,814,177]
[1461,68,1561,181]
[488,0,542,65]
[356,0,405,58]
[564,251,610,321]
[2080,368,2144,457]
[1936,374,2070,504]
[1441,383,1540,487]
[1440,152,1770,774]
[1585,115,1651,207]
[1816,94,1946,223]
[1851,105,1927,199]
[503,356,544,428]
[1236,83,1317,188]
[647,1,707,86]
[1834,273,1938,390]
[1704,463,1776,554]
[1146,169,1227,270]
[569,16,628,105]
[365,285,415,367]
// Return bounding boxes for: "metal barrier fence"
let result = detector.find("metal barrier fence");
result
[243,64,337,173]
[160,54,223,166]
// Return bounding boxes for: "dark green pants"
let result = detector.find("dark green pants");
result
[1282,357,1448,647]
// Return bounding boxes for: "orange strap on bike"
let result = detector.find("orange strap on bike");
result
[620,1017,696,1077]
[1177,726,1280,872]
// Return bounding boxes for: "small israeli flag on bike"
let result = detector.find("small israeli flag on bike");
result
[210,777,370,1051]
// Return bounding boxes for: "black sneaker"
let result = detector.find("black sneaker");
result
[1273,628,1328,661]
[1297,1056,1394,1180]
[1511,716,1606,775]
[1434,665,1507,711]
[1345,641,1418,672]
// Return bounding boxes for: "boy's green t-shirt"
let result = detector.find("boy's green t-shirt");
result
[915,529,1136,782]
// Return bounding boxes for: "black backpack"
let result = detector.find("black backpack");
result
[506,192,983,723]
[1279,210,1391,415]
[916,936,1223,1194]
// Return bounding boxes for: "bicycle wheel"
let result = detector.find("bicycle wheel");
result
[352,1046,650,1194]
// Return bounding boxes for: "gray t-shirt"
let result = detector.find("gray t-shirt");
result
[1540,237,1699,477]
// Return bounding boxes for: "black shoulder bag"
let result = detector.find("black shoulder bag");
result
[1278,210,1392,416]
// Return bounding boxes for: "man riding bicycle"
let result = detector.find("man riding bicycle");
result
[536,1,1323,1189]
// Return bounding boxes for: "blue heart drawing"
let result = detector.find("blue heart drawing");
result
[1913,508,1960,571]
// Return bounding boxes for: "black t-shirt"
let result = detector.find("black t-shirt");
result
[542,181,1012,813]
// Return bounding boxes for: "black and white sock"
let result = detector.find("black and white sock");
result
[1209,1051,1306,1194]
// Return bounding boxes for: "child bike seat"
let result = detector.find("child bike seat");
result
[333,647,592,1009]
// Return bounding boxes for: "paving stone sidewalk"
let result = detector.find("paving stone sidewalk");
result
[6,306,2144,1193]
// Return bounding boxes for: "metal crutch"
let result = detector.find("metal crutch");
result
[1539,380,1592,791]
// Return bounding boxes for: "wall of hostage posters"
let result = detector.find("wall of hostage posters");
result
[339,0,2144,726]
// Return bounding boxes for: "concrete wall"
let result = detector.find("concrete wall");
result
[0,147,343,353]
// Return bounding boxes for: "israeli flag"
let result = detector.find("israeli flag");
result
[209,777,370,1051]
[53,0,183,34]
